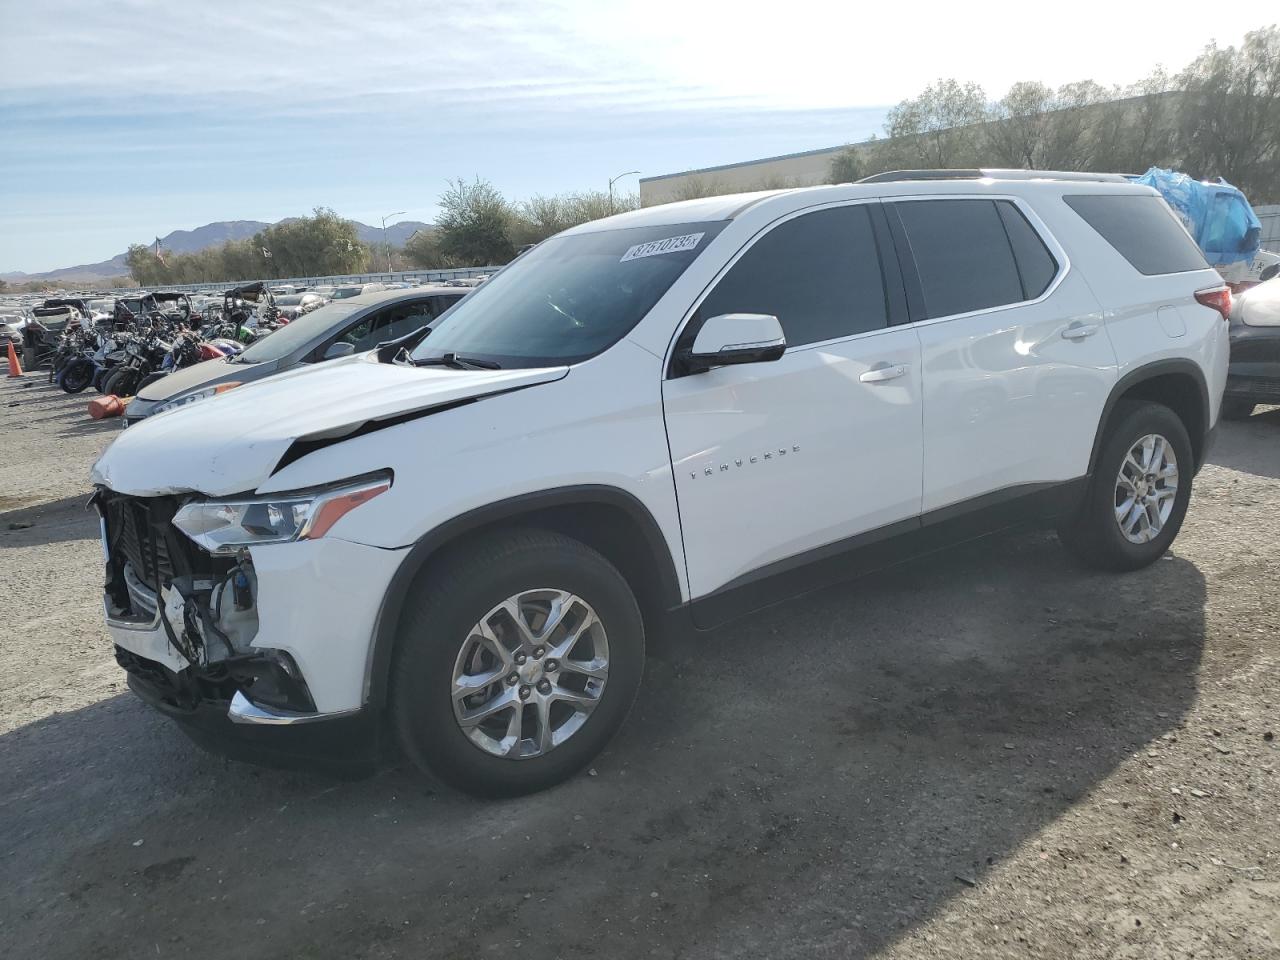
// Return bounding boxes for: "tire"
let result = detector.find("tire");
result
[390,528,645,798]
[104,367,141,399]
[101,368,124,397]
[57,358,93,393]
[137,371,167,392]
[1220,397,1255,420]
[1058,400,1194,572]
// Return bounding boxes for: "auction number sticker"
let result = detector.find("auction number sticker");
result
[620,232,704,263]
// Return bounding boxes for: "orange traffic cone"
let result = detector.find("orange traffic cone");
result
[6,342,22,378]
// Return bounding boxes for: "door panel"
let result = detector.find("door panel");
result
[889,198,1118,512]
[661,202,922,605]
[664,329,923,601]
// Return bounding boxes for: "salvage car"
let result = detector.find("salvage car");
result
[273,292,327,321]
[92,172,1229,796]
[1222,267,1280,418]
[330,282,387,300]
[121,286,466,424]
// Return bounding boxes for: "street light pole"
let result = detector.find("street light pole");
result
[608,171,640,215]
[381,211,406,273]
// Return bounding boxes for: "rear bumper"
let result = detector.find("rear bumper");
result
[1227,322,1280,402]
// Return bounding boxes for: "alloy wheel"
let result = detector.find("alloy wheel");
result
[1114,433,1179,544]
[450,588,610,759]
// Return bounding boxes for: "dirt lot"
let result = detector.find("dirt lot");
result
[1,374,1276,960]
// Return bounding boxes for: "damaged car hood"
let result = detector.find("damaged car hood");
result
[92,356,569,496]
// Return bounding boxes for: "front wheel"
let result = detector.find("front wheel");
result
[391,529,644,797]
[60,358,95,393]
[104,366,141,399]
[1058,400,1193,572]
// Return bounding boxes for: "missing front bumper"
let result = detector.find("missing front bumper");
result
[120,648,380,775]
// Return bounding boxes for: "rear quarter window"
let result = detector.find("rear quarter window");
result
[1064,195,1208,276]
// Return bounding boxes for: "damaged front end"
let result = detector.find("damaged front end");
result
[94,489,316,716]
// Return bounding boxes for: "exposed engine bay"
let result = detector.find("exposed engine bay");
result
[95,488,314,712]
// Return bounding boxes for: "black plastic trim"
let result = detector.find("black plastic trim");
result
[883,203,928,324]
[869,202,909,326]
[364,485,683,711]
[690,478,1085,629]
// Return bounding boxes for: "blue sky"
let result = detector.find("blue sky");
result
[0,1,1268,273]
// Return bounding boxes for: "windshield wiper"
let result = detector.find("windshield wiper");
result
[414,352,502,370]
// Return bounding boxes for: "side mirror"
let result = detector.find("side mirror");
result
[323,341,356,360]
[685,313,786,369]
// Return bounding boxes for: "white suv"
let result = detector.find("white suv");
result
[92,171,1230,796]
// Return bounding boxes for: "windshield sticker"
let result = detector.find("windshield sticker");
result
[620,232,705,263]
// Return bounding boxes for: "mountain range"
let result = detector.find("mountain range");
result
[2,219,434,284]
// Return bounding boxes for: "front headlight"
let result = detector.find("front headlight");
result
[151,382,242,416]
[171,473,391,555]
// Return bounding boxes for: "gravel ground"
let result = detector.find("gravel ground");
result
[1,374,1277,960]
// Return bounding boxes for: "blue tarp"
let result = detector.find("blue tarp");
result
[1135,167,1262,266]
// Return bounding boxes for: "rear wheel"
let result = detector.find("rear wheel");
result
[391,529,644,797]
[1220,397,1255,420]
[1058,400,1193,572]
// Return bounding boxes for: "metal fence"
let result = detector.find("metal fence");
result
[1257,204,1280,254]
[160,265,502,294]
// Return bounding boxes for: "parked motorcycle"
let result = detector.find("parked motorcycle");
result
[101,329,172,398]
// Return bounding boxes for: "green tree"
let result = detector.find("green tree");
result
[986,81,1055,168]
[436,178,515,265]
[125,243,170,286]
[1174,25,1280,202]
[403,229,455,269]
[882,79,989,168]
[255,207,368,278]
[510,189,638,247]
[826,147,864,183]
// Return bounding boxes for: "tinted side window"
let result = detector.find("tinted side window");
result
[894,199,1023,319]
[997,201,1058,299]
[698,205,887,347]
[1064,195,1207,275]
[367,302,437,347]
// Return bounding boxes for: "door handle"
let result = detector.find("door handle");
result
[1061,323,1099,341]
[859,363,908,383]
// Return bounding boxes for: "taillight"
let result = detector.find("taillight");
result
[1194,285,1232,321]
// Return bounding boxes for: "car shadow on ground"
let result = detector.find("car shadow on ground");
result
[0,528,1206,960]
[0,493,99,549]
[1,376,125,438]
[1209,405,1280,481]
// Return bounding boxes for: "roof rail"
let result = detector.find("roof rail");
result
[858,169,1132,184]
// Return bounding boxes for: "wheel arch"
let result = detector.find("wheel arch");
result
[363,485,684,712]
[1089,359,1210,477]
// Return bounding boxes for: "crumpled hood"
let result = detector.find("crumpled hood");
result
[92,356,569,496]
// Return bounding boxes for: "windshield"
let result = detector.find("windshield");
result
[275,295,305,306]
[330,286,363,299]
[410,220,726,368]
[235,299,364,363]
